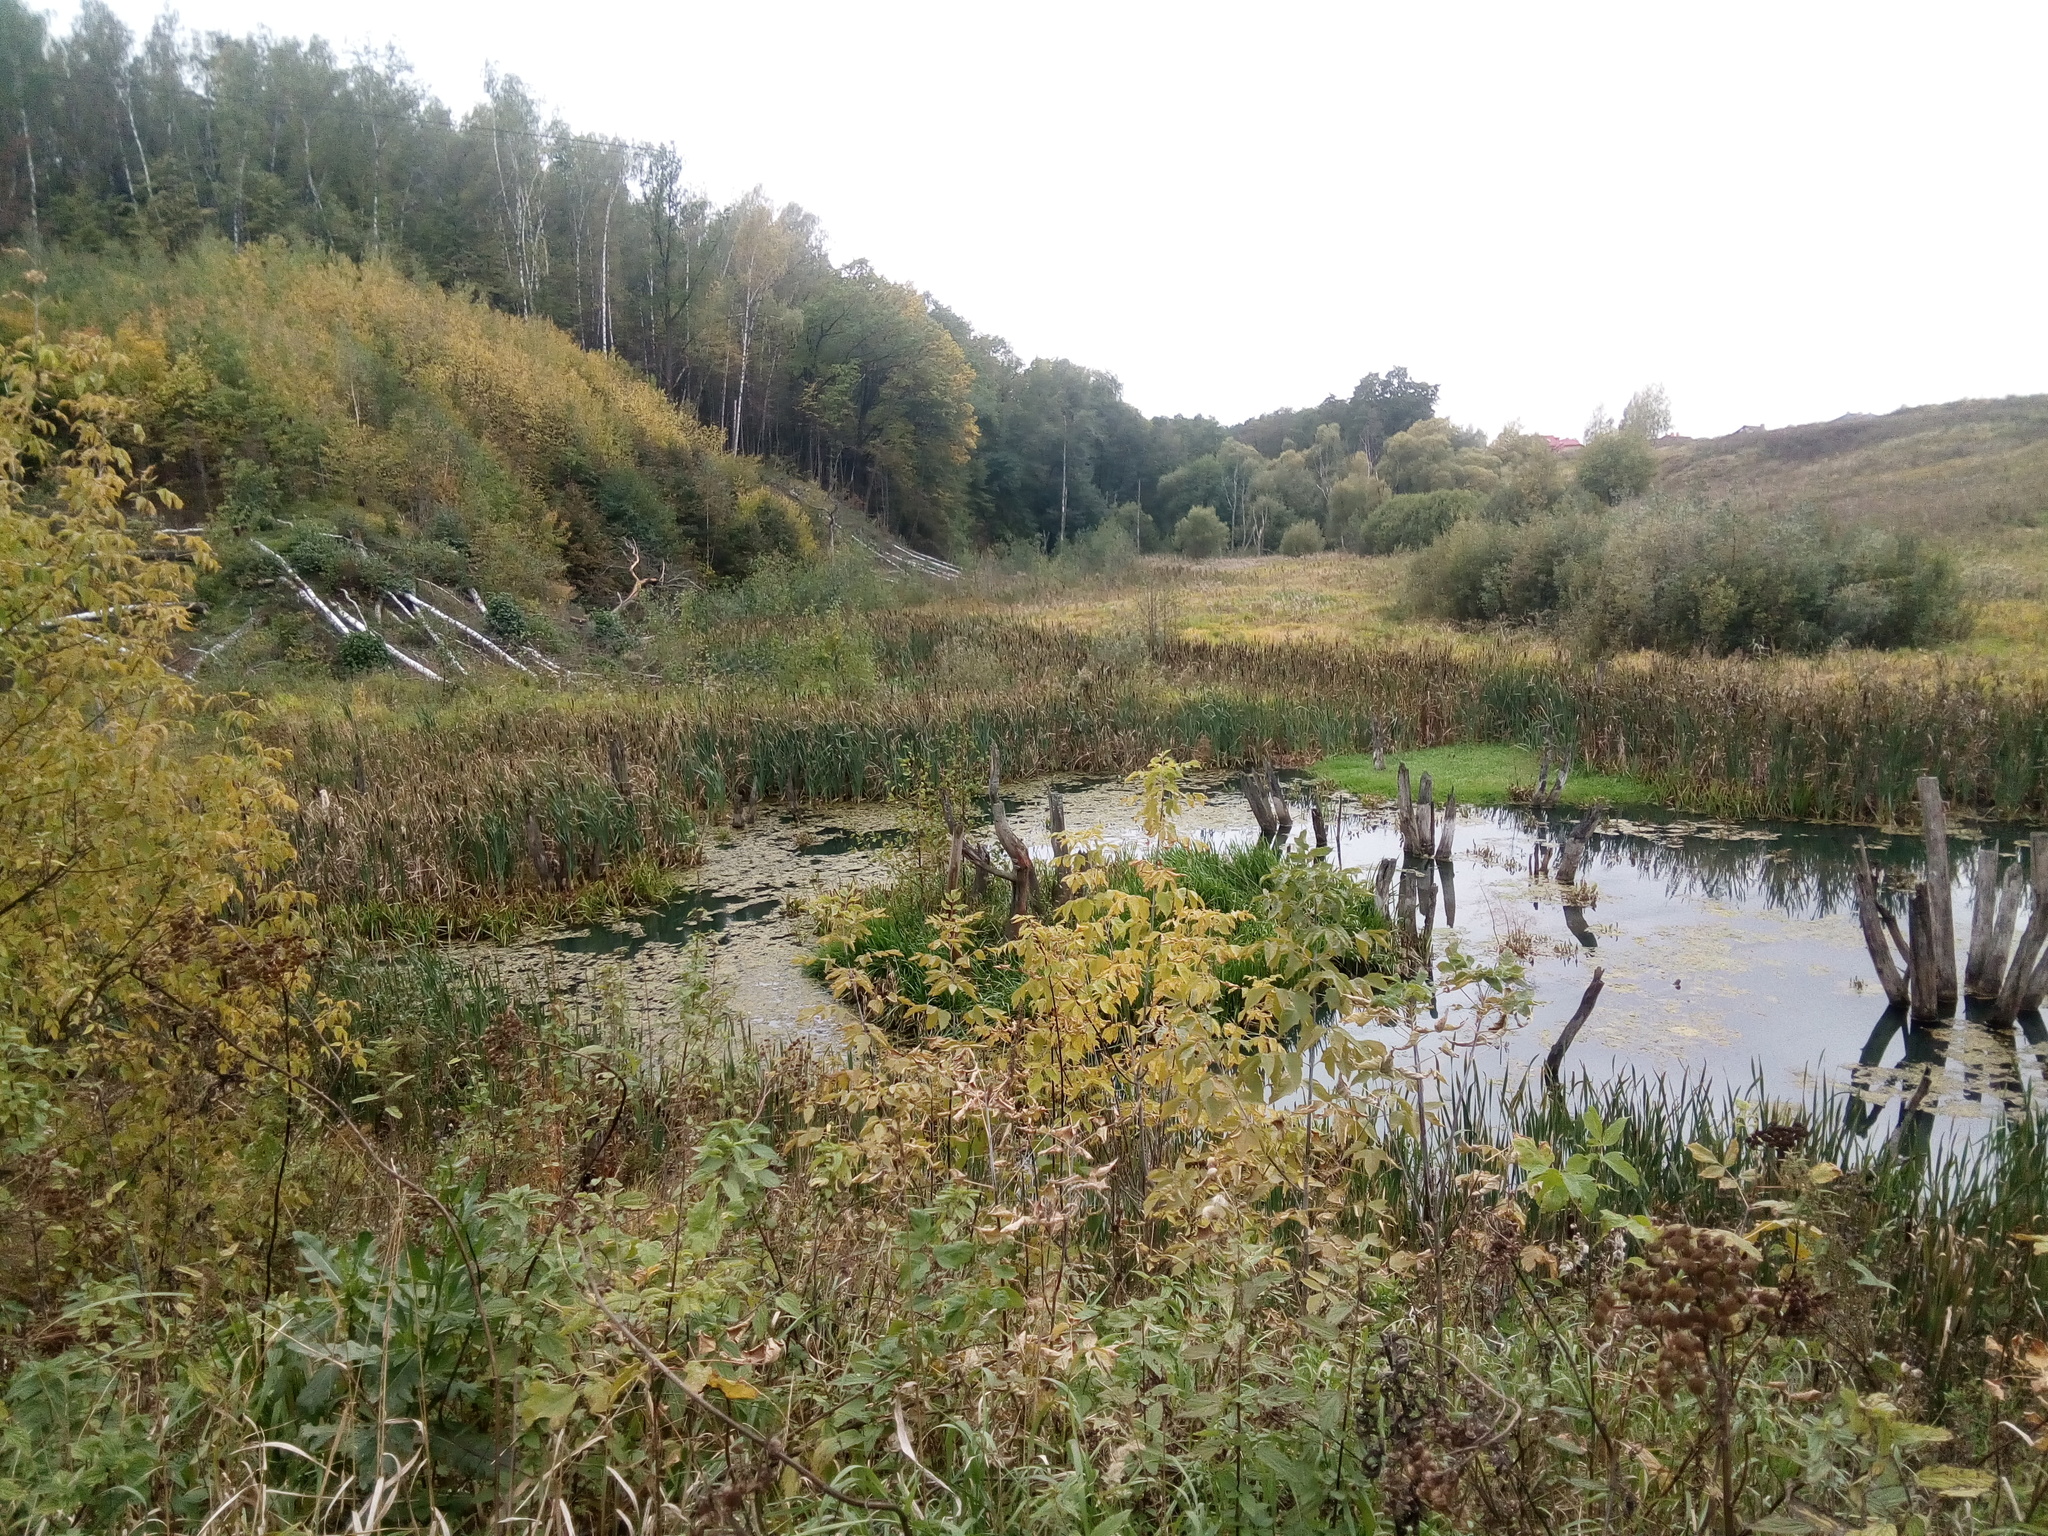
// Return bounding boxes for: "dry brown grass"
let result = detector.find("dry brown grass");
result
[1654,395,2048,538]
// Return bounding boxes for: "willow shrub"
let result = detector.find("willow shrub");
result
[1408,498,1969,654]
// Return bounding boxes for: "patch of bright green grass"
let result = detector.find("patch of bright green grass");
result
[1315,744,1656,807]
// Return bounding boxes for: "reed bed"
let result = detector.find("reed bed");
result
[266,613,2048,914]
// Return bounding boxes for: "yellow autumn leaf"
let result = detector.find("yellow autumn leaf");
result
[1915,1464,1995,1499]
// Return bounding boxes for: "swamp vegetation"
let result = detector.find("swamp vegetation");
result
[7,12,2048,1525]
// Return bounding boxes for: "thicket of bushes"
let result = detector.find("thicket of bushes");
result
[14,243,816,607]
[1407,499,1969,653]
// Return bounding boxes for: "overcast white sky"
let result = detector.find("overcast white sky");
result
[62,0,2048,439]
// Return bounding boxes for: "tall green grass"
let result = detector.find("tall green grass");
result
[271,613,2048,915]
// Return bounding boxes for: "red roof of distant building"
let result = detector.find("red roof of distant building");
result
[1542,435,1583,452]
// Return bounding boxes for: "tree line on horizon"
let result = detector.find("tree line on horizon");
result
[0,0,1453,556]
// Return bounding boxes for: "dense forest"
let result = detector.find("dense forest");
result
[0,0,1444,557]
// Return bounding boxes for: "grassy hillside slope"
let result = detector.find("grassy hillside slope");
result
[1654,397,2048,656]
[10,242,823,614]
[1656,396,2048,535]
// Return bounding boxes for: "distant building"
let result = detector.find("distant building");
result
[1541,435,1582,452]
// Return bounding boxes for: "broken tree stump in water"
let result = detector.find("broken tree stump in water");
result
[1309,790,1328,849]
[1908,882,1944,1024]
[939,785,967,893]
[1990,832,2048,1027]
[1917,776,1959,1013]
[1544,968,1607,1089]
[1435,791,1458,861]
[1373,857,1396,915]
[1045,789,1070,906]
[1964,845,2001,997]
[1974,858,2026,1001]
[1242,772,1279,838]
[1265,759,1293,839]
[962,745,1035,939]
[1853,840,1909,1009]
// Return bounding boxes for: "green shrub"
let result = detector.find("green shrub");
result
[1573,504,1969,654]
[484,592,529,642]
[1406,510,1606,623]
[588,607,629,653]
[1357,488,1481,554]
[1409,498,1972,653]
[280,531,339,579]
[1576,430,1657,503]
[1174,504,1228,558]
[1279,519,1324,556]
[1325,470,1389,549]
[334,630,390,672]
[1061,517,1139,575]
[221,459,280,520]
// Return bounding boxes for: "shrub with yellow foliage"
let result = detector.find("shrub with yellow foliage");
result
[0,329,336,1302]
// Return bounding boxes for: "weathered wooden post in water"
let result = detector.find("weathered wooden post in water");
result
[961,747,1036,938]
[1265,759,1294,839]
[1242,772,1279,839]
[1916,777,1959,1013]
[1852,778,2048,1029]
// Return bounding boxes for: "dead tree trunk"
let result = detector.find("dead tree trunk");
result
[1373,857,1396,915]
[1544,968,1606,1089]
[1397,867,1421,966]
[1908,882,1943,1024]
[1309,791,1328,849]
[1435,791,1458,861]
[1242,773,1279,838]
[1977,861,2026,1000]
[1853,841,1909,1009]
[1396,764,1414,854]
[1964,845,2001,997]
[1917,776,1958,1013]
[1045,789,1070,907]
[985,747,1035,938]
[1265,760,1293,839]
[939,786,966,894]
[1990,832,2048,1027]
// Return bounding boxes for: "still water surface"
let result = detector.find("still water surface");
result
[542,776,2048,1126]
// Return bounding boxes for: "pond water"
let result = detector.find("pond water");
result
[527,775,2048,1126]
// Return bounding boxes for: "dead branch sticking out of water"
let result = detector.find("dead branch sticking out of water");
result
[1544,967,1607,1090]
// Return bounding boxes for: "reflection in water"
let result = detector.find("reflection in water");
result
[522,774,2048,1131]
[1843,1002,2048,1145]
[1563,904,1597,950]
[1588,814,2034,921]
